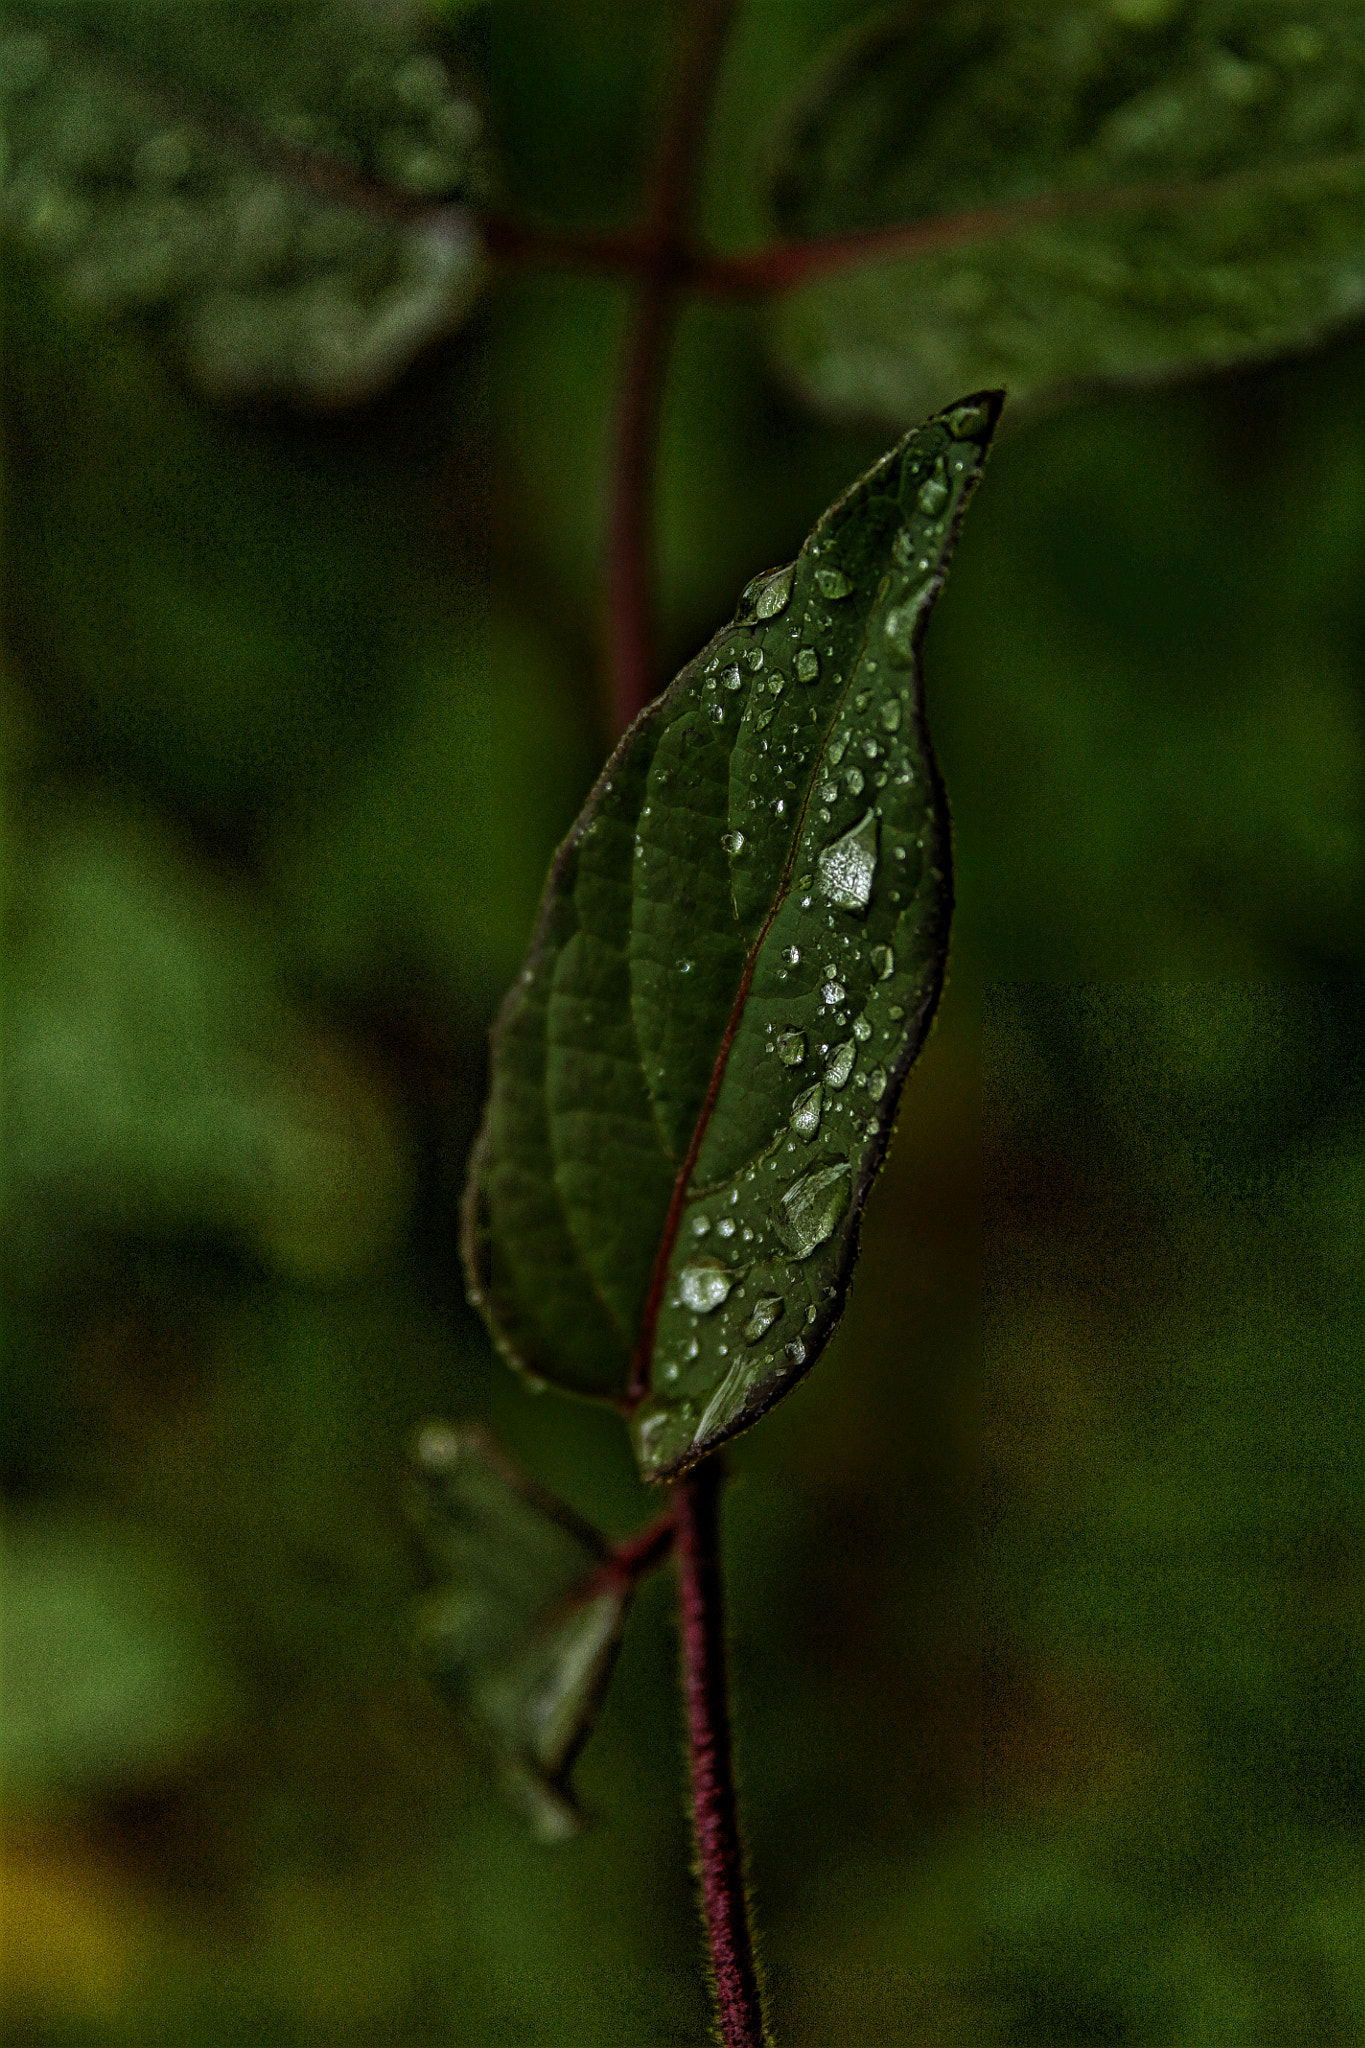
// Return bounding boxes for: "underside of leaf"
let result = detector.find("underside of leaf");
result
[0,1,488,404]
[463,393,1001,1482]
[763,0,1365,427]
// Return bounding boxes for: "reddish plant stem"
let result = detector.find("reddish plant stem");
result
[673,1460,767,2048]
[606,0,738,734]
[610,1508,677,1586]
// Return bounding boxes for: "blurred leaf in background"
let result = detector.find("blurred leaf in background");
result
[2,1,1363,2044]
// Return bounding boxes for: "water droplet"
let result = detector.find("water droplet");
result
[852,1015,873,1043]
[787,946,801,965]
[828,735,847,766]
[845,767,865,797]
[791,1083,823,1140]
[721,829,745,855]
[775,1164,852,1258]
[880,699,902,733]
[815,566,852,599]
[946,399,990,439]
[773,798,786,817]
[862,737,880,759]
[854,692,871,712]
[768,672,786,694]
[717,1217,735,1239]
[707,701,725,722]
[796,648,820,683]
[816,808,879,914]
[820,781,837,803]
[677,958,694,974]
[821,981,844,1007]
[776,1029,806,1066]
[687,1337,700,1360]
[692,1214,711,1236]
[865,1066,887,1100]
[825,1040,856,1088]
[746,648,765,671]
[883,607,920,670]
[742,1296,784,1344]
[784,1339,806,1365]
[917,474,949,515]
[679,1262,734,1313]
[720,665,742,690]
[743,563,795,619]
[871,945,894,979]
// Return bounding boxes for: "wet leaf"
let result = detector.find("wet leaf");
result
[762,1,1365,428]
[407,1424,633,1840]
[463,393,1000,1481]
[0,1,489,404]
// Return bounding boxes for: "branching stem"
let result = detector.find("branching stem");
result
[605,0,738,733]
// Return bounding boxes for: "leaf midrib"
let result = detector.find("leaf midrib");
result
[624,577,887,1406]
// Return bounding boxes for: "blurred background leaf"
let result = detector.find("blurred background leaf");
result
[1,0,489,404]
[2,2,1362,2043]
[763,0,1365,428]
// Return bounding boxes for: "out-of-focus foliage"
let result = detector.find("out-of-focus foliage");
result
[765,0,1365,427]
[2,2,1362,2044]
[409,1424,636,1841]
[0,0,489,402]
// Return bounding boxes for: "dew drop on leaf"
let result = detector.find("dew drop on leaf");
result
[796,648,820,682]
[870,944,894,979]
[844,767,864,796]
[825,1040,856,1088]
[815,566,852,599]
[791,1083,823,1140]
[721,665,742,690]
[679,1262,734,1313]
[742,1296,784,1344]
[852,1015,873,1042]
[816,808,879,913]
[883,608,918,669]
[917,475,949,515]
[880,699,901,733]
[947,399,990,438]
[721,829,745,855]
[692,1214,711,1235]
[776,1029,806,1066]
[775,1165,852,1258]
[865,1066,887,1100]
[743,563,795,619]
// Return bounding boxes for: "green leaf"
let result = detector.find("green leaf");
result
[762,1,1365,429]
[0,1,489,404]
[463,392,1000,1482]
[408,1424,633,1841]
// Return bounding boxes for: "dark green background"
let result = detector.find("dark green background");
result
[3,4,1361,2043]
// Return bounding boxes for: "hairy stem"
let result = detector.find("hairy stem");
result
[673,1460,767,2048]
